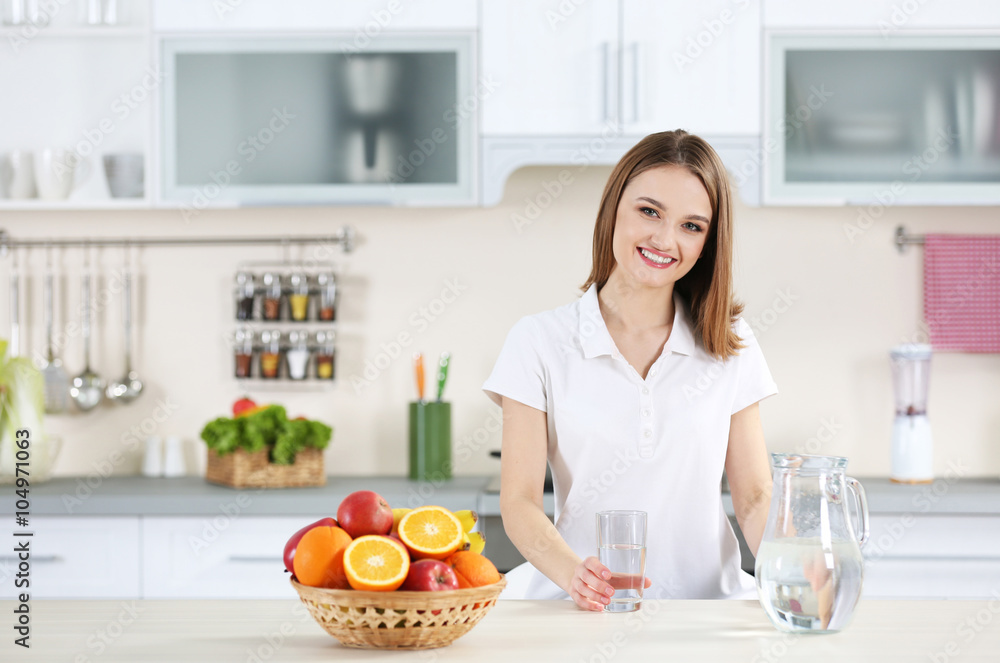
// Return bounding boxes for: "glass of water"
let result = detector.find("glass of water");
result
[596,510,647,612]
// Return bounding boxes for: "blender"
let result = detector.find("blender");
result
[889,344,933,483]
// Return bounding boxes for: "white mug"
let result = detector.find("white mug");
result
[35,148,90,200]
[142,436,163,477]
[4,151,36,199]
[163,436,187,477]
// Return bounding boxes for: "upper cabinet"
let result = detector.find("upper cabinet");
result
[764,33,1000,205]
[152,0,477,32]
[482,0,760,137]
[158,35,475,206]
[763,0,1000,30]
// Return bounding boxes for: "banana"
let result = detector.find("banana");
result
[391,508,411,535]
[453,509,478,533]
[466,530,486,554]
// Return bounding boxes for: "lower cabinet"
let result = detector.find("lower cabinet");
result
[0,516,141,599]
[142,516,306,599]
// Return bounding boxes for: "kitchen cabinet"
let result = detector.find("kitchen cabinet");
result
[764,33,1000,205]
[158,34,476,206]
[152,0,477,33]
[142,516,301,599]
[763,0,1000,29]
[0,516,141,599]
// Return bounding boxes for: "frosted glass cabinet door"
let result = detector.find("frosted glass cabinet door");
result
[765,34,1000,205]
[159,36,475,206]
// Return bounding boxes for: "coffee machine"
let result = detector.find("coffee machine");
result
[889,344,933,483]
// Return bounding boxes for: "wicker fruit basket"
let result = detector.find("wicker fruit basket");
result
[205,448,324,489]
[291,575,507,650]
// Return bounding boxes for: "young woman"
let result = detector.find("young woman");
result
[482,130,777,610]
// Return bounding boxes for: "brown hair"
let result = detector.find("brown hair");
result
[581,130,744,360]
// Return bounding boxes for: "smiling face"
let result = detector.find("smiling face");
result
[609,165,713,293]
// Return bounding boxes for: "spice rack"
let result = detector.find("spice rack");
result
[232,261,340,386]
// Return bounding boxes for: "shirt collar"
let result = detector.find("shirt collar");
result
[579,284,696,359]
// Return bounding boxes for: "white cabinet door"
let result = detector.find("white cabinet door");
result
[0,517,140,599]
[153,0,477,32]
[481,0,619,135]
[763,0,1000,29]
[621,0,761,136]
[142,516,308,599]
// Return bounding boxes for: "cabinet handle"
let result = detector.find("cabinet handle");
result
[0,555,60,563]
[227,555,283,563]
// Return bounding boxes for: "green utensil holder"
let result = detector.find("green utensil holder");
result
[409,401,451,481]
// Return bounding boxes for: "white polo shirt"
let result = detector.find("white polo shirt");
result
[482,284,777,600]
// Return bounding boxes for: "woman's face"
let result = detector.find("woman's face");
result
[610,165,712,291]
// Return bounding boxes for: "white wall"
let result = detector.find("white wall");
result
[2,165,998,480]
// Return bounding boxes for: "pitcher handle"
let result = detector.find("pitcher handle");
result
[846,476,870,547]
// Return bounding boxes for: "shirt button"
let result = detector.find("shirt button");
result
[643,430,652,438]
[650,368,657,376]
[642,387,649,395]
[642,409,651,417]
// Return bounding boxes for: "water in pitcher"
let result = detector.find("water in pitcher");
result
[755,538,865,633]
[599,544,646,612]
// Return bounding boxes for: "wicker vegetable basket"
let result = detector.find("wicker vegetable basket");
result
[205,448,324,489]
[291,575,507,650]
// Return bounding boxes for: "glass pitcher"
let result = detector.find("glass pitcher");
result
[755,454,870,634]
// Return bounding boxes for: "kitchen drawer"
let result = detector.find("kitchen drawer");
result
[863,558,1000,599]
[0,516,140,599]
[142,516,308,599]
[863,515,1000,560]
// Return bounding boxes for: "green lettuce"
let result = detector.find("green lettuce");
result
[200,404,332,465]
[0,339,46,475]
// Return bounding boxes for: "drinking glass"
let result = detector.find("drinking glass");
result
[596,510,647,612]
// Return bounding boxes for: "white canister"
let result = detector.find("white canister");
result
[142,436,163,477]
[162,436,187,477]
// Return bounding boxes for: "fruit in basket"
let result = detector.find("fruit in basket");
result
[283,517,338,573]
[397,506,464,560]
[293,525,353,589]
[343,535,410,591]
[337,490,394,538]
[232,397,258,417]
[391,508,411,535]
[399,559,460,592]
[460,530,486,555]
[444,551,501,588]
[453,509,478,533]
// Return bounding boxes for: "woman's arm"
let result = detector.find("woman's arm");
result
[724,402,773,556]
[498,396,615,611]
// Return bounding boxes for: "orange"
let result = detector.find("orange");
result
[445,551,501,588]
[397,506,464,560]
[293,526,352,589]
[343,535,410,591]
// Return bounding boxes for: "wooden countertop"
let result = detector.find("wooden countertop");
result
[2,598,997,661]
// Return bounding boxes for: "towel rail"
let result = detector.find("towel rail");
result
[895,226,925,254]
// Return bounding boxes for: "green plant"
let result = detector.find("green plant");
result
[200,404,332,465]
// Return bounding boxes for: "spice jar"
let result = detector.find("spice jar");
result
[262,272,282,321]
[285,330,310,380]
[260,330,282,379]
[235,271,255,321]
[234,328,254,378]
[288,271,310,322]
[317,272,337,321]
[315,330,335,380]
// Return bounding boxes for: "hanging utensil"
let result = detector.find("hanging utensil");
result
[41,248,69,414]
[106,248,142,403]
[70,245,104,412]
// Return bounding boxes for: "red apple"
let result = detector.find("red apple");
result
[400,559,460,592]
[283,517,338,573]
[337,491,393,538]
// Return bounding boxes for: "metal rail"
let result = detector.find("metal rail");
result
[0,225,355,254]
[894,225,924,253]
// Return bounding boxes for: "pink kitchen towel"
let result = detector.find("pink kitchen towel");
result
[923,233,1000,353]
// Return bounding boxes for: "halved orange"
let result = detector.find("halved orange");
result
[343,535,410,591]
[397,506,464,560]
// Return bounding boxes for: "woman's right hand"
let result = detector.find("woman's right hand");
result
[570,556,615,611]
